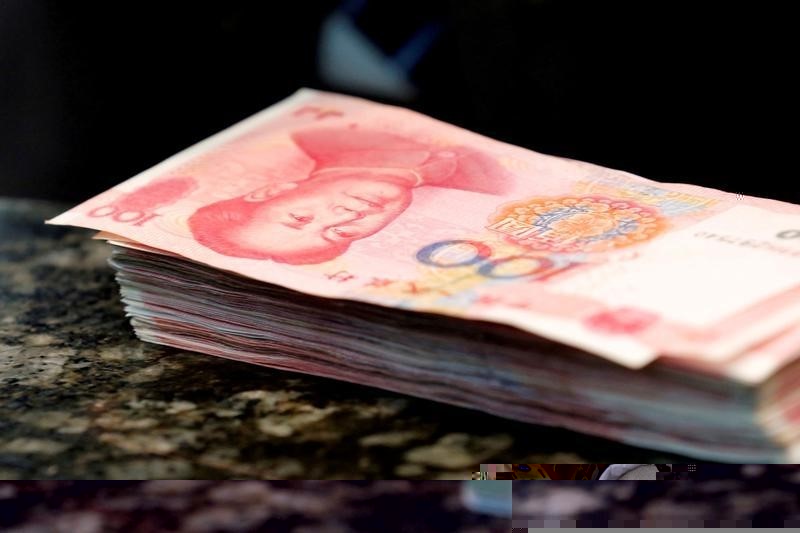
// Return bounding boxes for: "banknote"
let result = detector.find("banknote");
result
[100,233,800,460]
[48,89,800,369]
[665,322,800,384]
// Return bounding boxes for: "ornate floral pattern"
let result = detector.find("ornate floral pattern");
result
[488,196,665,253]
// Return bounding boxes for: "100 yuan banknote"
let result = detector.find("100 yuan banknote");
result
[49,89,800,369]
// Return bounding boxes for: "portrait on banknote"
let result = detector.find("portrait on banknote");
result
[188,127,512,264]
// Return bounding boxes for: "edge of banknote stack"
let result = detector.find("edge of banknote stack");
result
[102,242,799,462]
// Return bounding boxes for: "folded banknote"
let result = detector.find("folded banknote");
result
[48,89,800,461]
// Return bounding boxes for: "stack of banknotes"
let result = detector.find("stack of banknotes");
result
[49,89,800,462]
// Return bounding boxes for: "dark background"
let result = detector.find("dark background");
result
[2,1,796,204]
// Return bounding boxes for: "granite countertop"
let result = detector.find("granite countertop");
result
[0,480,508,532]
[0,198,683,480]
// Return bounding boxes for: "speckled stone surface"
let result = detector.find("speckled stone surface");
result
[0,198,683,480]
[0,480,509,532]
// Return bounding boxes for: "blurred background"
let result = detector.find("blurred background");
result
[1,1,795,204]
[512,465,800,527]
[0,480,509,532]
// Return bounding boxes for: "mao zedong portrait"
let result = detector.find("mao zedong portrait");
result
[188,128,512,264]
